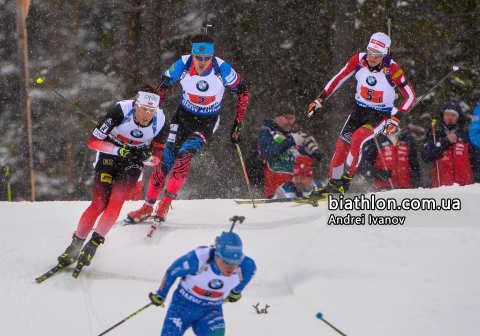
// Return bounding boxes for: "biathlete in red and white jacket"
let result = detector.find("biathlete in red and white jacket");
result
[55,85,170,271]
[126,33,249,224]
[308,32,416,195]
[421,101,480,188]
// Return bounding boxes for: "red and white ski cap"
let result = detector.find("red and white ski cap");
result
[136,91,160,108]
[293,155,314,177]
[367,32,391,54]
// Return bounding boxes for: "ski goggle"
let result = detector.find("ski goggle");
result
[220,256,243,266]
[366,48,385,58]
[216,250,244,266]
[137,103,157,114]
[194,55,213,61]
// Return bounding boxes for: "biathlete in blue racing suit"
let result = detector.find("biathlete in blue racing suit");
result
[149,232,256,336]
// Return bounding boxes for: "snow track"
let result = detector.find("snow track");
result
[1,187,480,335]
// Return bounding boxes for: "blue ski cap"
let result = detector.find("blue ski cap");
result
[215,232,243,265]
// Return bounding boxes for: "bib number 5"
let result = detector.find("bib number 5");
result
[360,86,384,103]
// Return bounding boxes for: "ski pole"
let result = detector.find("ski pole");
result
[373,135,394,190]
[98,303,154,336]
[412,66,459,109]
[229,215,245,232]
[316,312,347,336]
[37,77,131,145]
[37,78,98,124]
[431,119,442,187]
[235,144,257,208]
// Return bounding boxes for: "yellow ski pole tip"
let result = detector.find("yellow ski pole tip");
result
[253,204,258,208]
[432,119,437,125]
[37,78,43,84]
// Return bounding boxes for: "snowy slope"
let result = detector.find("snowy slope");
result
[1,185,480,336]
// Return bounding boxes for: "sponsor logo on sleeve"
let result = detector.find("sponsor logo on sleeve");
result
[93,128,107,140]
[225,69,237,83]
[168,133,177,143]
[103,159,113,166]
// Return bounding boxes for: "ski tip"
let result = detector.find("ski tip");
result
[316,312,323,319]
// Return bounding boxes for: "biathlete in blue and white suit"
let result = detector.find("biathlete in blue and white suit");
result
[149,232,256,336]
[126,33,249,224]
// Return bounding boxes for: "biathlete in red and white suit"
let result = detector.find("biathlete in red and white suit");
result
[126,33,249,224]
[308,32,416,194]
[55,85,170,270]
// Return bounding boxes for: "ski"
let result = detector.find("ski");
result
[36,263,70,283]
[234,197,325,206]
[72,262,85,279]
[147,219,163,237]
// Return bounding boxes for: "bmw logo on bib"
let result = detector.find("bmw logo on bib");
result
[208,279,224,290]
[366,76,377,86]
[196,80,209,92]
[130,129,143,138]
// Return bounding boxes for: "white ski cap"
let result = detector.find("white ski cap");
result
[367,32,391,54]
[136,91,160,108]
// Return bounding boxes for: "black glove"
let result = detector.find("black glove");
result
[149,292,165,307]
[119,145,152,162]
[223,290,242,303]
[375,169,392,181]
[230,120,243,144]
[134,146,153,162]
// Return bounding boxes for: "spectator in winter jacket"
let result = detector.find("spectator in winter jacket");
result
[257,102,324,198]
[273,155,323,199]
[421,101,480,188]
[358,128,421,192]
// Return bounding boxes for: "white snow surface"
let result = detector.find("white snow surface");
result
[1,184,480,335]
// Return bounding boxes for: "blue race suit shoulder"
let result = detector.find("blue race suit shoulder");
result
[156,249,200,298]
[163,55,190,84]
[232,256,257,293]
[215,57,240,88]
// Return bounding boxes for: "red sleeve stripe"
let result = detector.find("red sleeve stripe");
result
[399,82,416,112]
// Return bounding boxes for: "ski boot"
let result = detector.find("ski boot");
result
[125,202,154,223]
[57,234,86,266]
[153,199,171,223]
[77,232,105,267]
[312,174,352,198]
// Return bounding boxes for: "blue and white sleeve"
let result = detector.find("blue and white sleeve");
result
[232,256,257,293]
[163,57,187,85]
[219,61,241,88]
[156,250,200,298]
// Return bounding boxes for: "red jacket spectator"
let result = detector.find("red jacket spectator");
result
[421,101,480,187]
[359,130,421,192]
